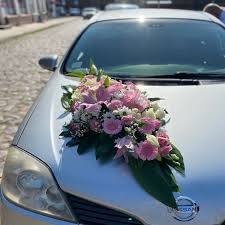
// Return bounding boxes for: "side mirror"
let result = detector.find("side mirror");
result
[39,55,58,71]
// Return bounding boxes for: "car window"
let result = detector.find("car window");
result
[64,19,225,77]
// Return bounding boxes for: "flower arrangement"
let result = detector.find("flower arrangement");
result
[60,61,185,209]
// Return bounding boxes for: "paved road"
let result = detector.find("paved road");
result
[0,17,87,178]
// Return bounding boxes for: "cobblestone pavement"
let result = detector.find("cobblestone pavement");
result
[0,17,87,179]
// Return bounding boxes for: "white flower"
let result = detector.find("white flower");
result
[151,102,160,112]
[73,111,81,121]
[112,110,119,116]
[117,106,133,116]
[142,108,156,119]
[80,112,91,122]
[134,113,141,119]
[114,92,124,99]
[155,108,166,120]
[132,108,139,113]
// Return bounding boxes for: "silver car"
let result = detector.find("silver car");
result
[82,7,98,19]
[1,9,225,225]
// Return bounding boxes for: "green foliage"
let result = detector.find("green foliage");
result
[164,144,185,176]
[95,134,116,161]
[77,133,97,155]
[59,131,71,138]
[89,58,98,75]
[65,70,85,79]
[148,97,164,102]
[61,85,74,94]
[129,158,177,209]
[61,92,72,111]
[61,85,75,111]
[104,76,110,88]
[158,162,180,192]
[66,138,79,147]
[97,69,104,81]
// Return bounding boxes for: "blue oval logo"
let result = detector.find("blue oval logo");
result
[170,196,199,221]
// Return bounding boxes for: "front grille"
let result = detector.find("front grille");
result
[65,193,143,225]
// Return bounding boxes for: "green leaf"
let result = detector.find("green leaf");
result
[65,70,85,79]
[59,131,71,138]
[97,69,104,81]
[129,158,177,209]
[95,134,116,160]
[159,161,180,192]
[77,137,91,154]
[66,138,79,147]
[148,97,164,102]
[61,85,74,94]
[164,144,185,176]
[88,58,98,75]
[104,76,110,88]
[61,93,72,110]
[77,133,98,155]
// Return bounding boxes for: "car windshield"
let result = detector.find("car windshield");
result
[64,19,225,77]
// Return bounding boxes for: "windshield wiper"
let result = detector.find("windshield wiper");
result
[110,74,200,85]
[109,72,225,80]
[150,72,225,80]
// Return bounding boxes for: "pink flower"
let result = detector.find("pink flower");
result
[85,103,101,114]
[121,115,134,125]
[159,145,172,157]
[71,102,81,112]
[135,141,158,161]
[82,89,96,104]
[156,131,172,157]
[107,82,124,95]
[96,85,111,101]
[156,131,170,147]
[139,117,161,134]
[115,137,134,150]
[114,136,134,162]
[103,118,122,135]
[121,87,150,111]
[107,100,123,111]
[89,118,100,132]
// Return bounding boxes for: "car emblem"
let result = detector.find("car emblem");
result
[169,196,199,222]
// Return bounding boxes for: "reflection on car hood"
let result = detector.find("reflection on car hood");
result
[17,73,225,225]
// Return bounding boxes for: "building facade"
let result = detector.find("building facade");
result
[0,0,48,26]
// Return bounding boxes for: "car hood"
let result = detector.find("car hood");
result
[17,74,225,225]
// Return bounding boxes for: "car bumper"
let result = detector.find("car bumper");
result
[0,191,78,225]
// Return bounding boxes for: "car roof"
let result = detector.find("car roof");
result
[91,9,217,23]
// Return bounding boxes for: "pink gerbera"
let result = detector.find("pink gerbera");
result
[89,118,101,132]
[103,118,122,135]
[135,141,158,161]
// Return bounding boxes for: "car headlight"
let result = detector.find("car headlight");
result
[1,146,77,222]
